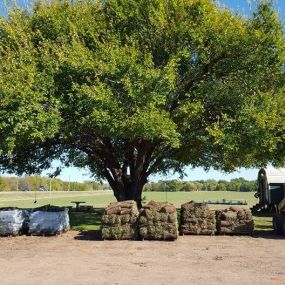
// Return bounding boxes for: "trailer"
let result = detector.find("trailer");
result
[251,168,285,234]
[251,168,285,213]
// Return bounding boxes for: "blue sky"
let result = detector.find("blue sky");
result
[1,0,284,182]
[2,0,284,17]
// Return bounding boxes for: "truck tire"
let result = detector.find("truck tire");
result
[273,214,285,235]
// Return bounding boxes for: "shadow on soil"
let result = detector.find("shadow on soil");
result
[252,230,284,239]
[253,212,285,239]
[74,230,102,241]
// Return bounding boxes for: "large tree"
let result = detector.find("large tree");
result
[0,0,284,207]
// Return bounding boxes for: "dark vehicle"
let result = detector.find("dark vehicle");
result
[39,185,47,191]
[251,168,285,235]
[251,168,285,213]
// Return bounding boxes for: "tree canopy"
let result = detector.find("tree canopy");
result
[0,0,284,205]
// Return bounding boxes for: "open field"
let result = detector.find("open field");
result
[0,190,257,208]
[0,190,116,208]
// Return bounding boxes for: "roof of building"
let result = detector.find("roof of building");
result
[258,168,285,184]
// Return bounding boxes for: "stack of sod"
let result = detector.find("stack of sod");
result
[139,201,178,241]
[101,200,139,240]
[180,201,215,235]
[216,207,254,235]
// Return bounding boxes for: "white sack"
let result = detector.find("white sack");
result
[28,209,69,235]
[0,209,26,236]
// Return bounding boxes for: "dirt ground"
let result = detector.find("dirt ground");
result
[0,231,284,285]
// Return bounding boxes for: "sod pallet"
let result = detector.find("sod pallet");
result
[180,201,215,235]
[216,207,254,235]
[101,200,139,240]
[139,201,178,241]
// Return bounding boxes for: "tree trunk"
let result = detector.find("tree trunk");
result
[89,138,157,209]
[115,180,145,209]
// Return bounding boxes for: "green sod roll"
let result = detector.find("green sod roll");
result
[216,207,254,235]
[180,201,216,235]
[138,201,178,241]
[101,201,139,240]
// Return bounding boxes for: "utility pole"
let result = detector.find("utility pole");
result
[68,176,71,191]
[49,177,52,198]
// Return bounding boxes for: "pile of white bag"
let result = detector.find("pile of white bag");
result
[0,205,70,237]
[28,205,70,236]
[0,208,27,236]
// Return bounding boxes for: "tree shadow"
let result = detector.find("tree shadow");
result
[252,212,278,239]
[69,208,105,241]
[252,230,284,240]
[253,212,274,218]
[69,208,104,229]
[74,230,103,241]
[70,208,104,241]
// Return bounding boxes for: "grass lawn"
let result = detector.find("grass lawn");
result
[0,190,257,208]
[0,191,116,208]
[69,209,104,231]
[142,191,257,206]
[0,190,273,233]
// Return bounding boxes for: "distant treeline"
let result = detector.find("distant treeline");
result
[0,176,109,192]
[143,178,257,192]
[0,176,257,193]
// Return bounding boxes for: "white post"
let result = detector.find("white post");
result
[49,177,52,198]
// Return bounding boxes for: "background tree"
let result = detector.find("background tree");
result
[0,175,105,191]
[181,182,198,192]
[142,179,257,192]
[0,0,284,207]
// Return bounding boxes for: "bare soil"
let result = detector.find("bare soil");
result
[0,231,284,285]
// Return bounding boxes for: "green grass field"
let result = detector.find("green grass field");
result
[0,190,273,233]
[0,190,116,208]
[0,190,257,208]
